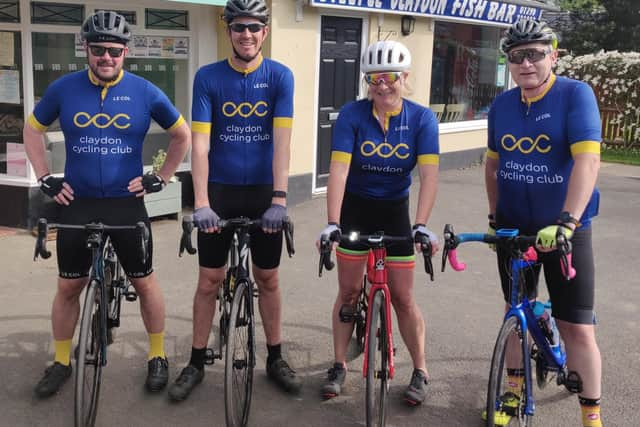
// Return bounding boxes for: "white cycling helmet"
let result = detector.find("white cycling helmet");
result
[361,41,412,73]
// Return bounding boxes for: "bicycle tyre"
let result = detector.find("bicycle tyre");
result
[224,280,255,427]
[486,315,532,427]
[75,280,103,427]
[365,290,389,427]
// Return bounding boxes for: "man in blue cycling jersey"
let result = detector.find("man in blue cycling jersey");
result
[23,11,190,398]
[168,0,300,400]
[485,19,602,427]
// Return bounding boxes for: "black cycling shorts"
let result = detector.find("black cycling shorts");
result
[339,192,413,257]
[56,197,153,279]
[197,183,282,270]
[496,227,595,324]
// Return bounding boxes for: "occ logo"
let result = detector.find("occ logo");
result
[222,101,268,118]
[360,141,410,159]
[73,112,130,129]
[501,134,551,154]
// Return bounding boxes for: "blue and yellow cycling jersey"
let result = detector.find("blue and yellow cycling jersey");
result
[191,56,294,185]
[28,70,184,198]
[331,98,439,200]
[487,74,601,232]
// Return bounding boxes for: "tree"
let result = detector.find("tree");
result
[600,0,640,52]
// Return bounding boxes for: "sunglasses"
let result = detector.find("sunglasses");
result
[507,48,551,64]
[229,22,266,33]
[88,45,125,58]
[364,72,402,86]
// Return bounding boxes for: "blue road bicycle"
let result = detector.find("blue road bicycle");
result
[441,224,581,426]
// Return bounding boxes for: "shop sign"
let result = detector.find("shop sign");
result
[310,0,542,25]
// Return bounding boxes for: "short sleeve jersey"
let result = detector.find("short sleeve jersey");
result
[487,74,601,232]
[331,98,439,199]
[29,70,184,198]
[191,56,294,185]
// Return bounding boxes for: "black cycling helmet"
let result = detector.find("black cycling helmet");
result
[500,19,557,53]
[81,10,131,44]
[223,0,269,24]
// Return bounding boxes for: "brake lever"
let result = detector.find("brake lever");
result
[179,216,197,257]
[34,218,52,260]
[283,216,295,257]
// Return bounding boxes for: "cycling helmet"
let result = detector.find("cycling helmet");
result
[223,0,269,24]
[81,10,131,44]
[361,41,412,73]
[500,19,558,53]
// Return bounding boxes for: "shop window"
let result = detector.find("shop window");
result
[430,21,508,123]
[31,2,84,25]
[31,32,189,173]
[145,8,188,30]
[0,31,24,177]
[0,1,20,23]
[95,9,136,26]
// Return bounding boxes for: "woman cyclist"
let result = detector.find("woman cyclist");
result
[317,40,440,406]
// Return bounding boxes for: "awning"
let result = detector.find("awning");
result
[164,0,226,6]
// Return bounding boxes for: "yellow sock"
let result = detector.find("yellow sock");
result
[580,397,602,427]
[54,339,72,366]
[148,332,165,360]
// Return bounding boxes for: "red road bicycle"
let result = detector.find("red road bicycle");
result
[319,230,433,427]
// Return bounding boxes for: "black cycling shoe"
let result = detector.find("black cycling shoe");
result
[145,357,169,392]
[266,357,302,394]
[321,362,346,400]
[168,365,205,401]
[403,369,428,406]
[34,362,72,398]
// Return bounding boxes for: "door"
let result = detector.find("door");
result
[315,16,362,190]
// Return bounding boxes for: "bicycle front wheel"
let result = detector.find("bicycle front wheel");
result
[224,280,255,427]
[486,316,532,427]
[365,290,389,427]
[75,280,103,427]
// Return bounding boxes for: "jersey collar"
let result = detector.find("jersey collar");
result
[520,73,557,105]
[372,101,402,134]
[87,69,124,88]
[227,54,264,76]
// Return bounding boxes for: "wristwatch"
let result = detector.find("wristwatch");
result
[272,190,287,199]
[557,211,580,227]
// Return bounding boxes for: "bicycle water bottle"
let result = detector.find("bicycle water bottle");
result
[533,300,561,357]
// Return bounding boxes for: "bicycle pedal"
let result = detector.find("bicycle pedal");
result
[339,304,359,323]
[124,292,137,302]
[204,348,221,365]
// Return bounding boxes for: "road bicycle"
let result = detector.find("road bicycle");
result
[441,224,582,426]
[180,216,294,427]
[318,230,433,427]
[34,218,147,427]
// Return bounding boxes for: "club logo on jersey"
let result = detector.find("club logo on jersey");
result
[73,112,131,129]
[501,134,551,154]
[222,101,268,118]
[360,140,410,159]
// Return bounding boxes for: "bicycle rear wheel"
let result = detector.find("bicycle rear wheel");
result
[224,280,255,427]
[75,280,103,427]
[486,316,532,427]
[365,290,389,427]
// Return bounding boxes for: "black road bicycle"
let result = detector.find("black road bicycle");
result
[180,216,294,427]
[34,218,147,427]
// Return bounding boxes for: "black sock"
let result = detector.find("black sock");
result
[267,343,281,366]
[189,347,206,370]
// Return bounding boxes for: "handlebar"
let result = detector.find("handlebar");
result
[318,231,434,281]
[34,218,149,263]
[179,215,295,258]
[441,223,576,281]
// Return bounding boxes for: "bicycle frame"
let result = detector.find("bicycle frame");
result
[503,251,567,417]
[362,245,395,380]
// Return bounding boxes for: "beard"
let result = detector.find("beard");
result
[89,60,122,82]
[232,46,262,63]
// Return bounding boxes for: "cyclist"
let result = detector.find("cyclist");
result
[23,10,190,397]
[485,19,602,427]
[168,0,300,400]
[317,40,439,406]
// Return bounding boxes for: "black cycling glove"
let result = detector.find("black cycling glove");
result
[141,173,165,193]
[39,175,64,198]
